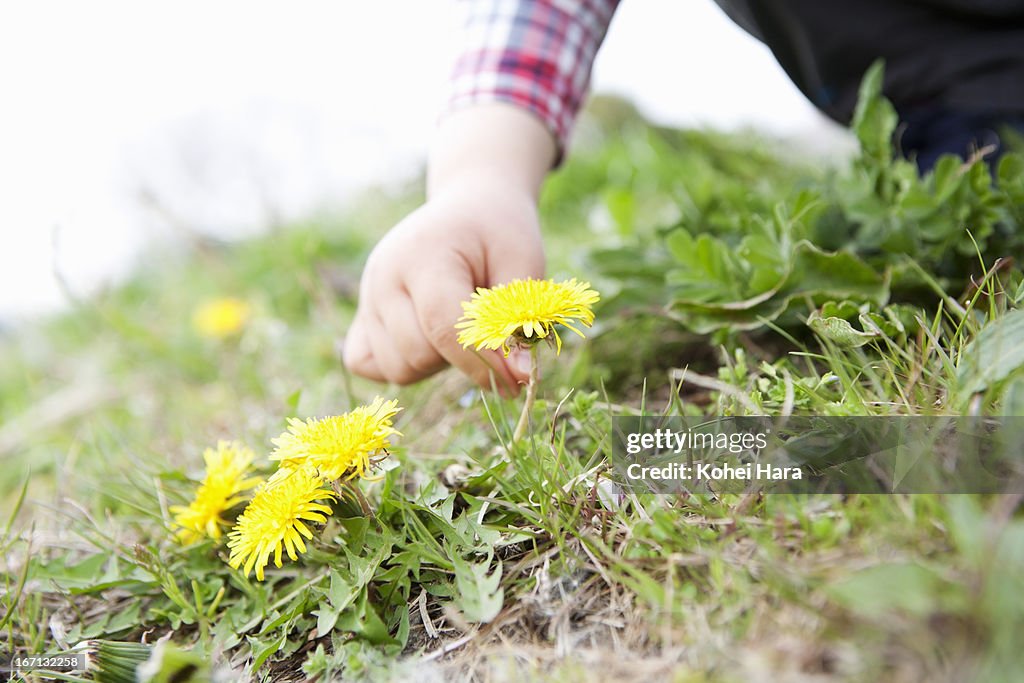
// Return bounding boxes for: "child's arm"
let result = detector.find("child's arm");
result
[344,0,619,393]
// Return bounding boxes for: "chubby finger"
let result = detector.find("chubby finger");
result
[377,289,448,383]
[356,311,411,384]
[406,262,519,396]
[343,312,386,382]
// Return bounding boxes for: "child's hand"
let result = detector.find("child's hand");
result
[343,103,556,394]
[343,178,544,394]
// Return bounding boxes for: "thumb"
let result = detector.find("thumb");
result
[506,347,535,384]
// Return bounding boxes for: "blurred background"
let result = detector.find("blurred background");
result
[0,0,851,322]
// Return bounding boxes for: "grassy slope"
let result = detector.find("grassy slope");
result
[2,99,1024,683]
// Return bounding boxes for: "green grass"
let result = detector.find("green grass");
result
[2,89,1024,683]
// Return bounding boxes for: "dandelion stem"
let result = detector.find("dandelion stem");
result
[341,480,373,518]
[512,345,539,442]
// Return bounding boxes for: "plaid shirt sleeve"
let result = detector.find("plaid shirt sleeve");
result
[444,0,620,155]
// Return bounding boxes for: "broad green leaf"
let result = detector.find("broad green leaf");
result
[452,508,502,548]
[851,60,897,165]
[929,155,965,205]
[248,631,287,671]
[817,300,862,320]
[335,590,395,645]
[314,602,341,636]
[669,240,887,333]
[328,568,357,610]
[451,554,504,624]
[138,641,209,683]
[785,241,888,302]
[105,601,143,634]
[945,496,987,566]
[807,311,878,347]
[666,229,748,303]
[828,563,945,617]
[394,605,411,648]
[956,309,1024,394]
[603,186,636,236]
[1001,374,1024,416]
[345,543,390,590]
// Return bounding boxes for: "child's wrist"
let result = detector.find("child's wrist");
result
[427,103,556,201]
[427,167,532,204]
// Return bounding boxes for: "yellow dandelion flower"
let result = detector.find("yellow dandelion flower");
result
[193,297,250,339]
[456,277,600,355]
[170,441,262,544]
[226,466,336,581]
[269,397,401,481]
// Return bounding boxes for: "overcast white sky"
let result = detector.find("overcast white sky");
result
[0,1,847,319]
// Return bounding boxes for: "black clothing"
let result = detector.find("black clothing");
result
[713,1,1024,169]
[714,0,1024,124]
